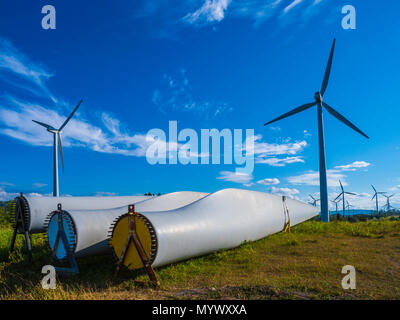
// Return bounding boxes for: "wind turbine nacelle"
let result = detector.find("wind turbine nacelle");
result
[314,92,322,103]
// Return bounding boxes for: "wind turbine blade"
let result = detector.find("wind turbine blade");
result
[345,192,356,195]
[371,194,376,200]
[371,185,377,193]
[320,38,336,96]
[58,133,64,173]
[322,102,369,139]
[59,99,82,131]
[264,102,316,126]
[339,180,344,192]
[335,193,343,201]
[32,120,54,130]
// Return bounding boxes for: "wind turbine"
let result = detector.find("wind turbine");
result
[335,180,356,217]
[32,100,82,197]
[330,199,339,214]
[263,39,369,222]
[309,194,320,207]
[371,185,386,214]
[382,194,395,212]
[346,200,354,212]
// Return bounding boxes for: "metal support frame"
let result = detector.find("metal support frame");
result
[51,203,79,275]
[10,193,33,261]
[282,196,291,233]
[114,204,159,287]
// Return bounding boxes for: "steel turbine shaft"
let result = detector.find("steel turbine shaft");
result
[263,39,369,222]
[32,100,82,197]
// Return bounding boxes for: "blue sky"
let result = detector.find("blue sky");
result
[0,0,399,209]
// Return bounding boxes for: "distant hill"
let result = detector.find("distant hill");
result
[330,209,398,216]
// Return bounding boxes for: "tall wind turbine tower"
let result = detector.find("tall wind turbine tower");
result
[32,100,82,197]
[263,39,369,222]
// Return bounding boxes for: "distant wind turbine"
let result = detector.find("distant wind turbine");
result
[330,199,339,214]
[371,185,386,214]
[263,39,369,222]
[346,200,354,211]
[32,100,82,197]
[335,180,356,217]
[309,194,320,207]
[382,194,395,212]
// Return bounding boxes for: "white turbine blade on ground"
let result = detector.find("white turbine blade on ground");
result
[322,102,369,139]
[59,99,82,131]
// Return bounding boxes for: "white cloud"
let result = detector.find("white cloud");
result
[243,183,254,187]
[0,187,54,201]
[183,0,232,26]
[32,183,47,188]
[0,188,18,201]
[268,126,281,131]
[283,0,303,14]
[94,191,118,197]
[135,0,327,31]
[257,178,280,185]
[303,130,311,138]
[256,156,304,167]
[270,186,300,198]
[0,37,56,102]
[288,170,346,187]
[0,96,157,157]
[0,38,154,158]
[335,161,371,172]
[246,135,307,156]
[288,160,372,188]
[0,181,14,187]
[152,68,232,119]
[217,170,253,184]
[243,134,307,167]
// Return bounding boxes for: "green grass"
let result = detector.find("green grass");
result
[1,219,399,300]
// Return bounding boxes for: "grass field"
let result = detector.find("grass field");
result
[0,218,399,300]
